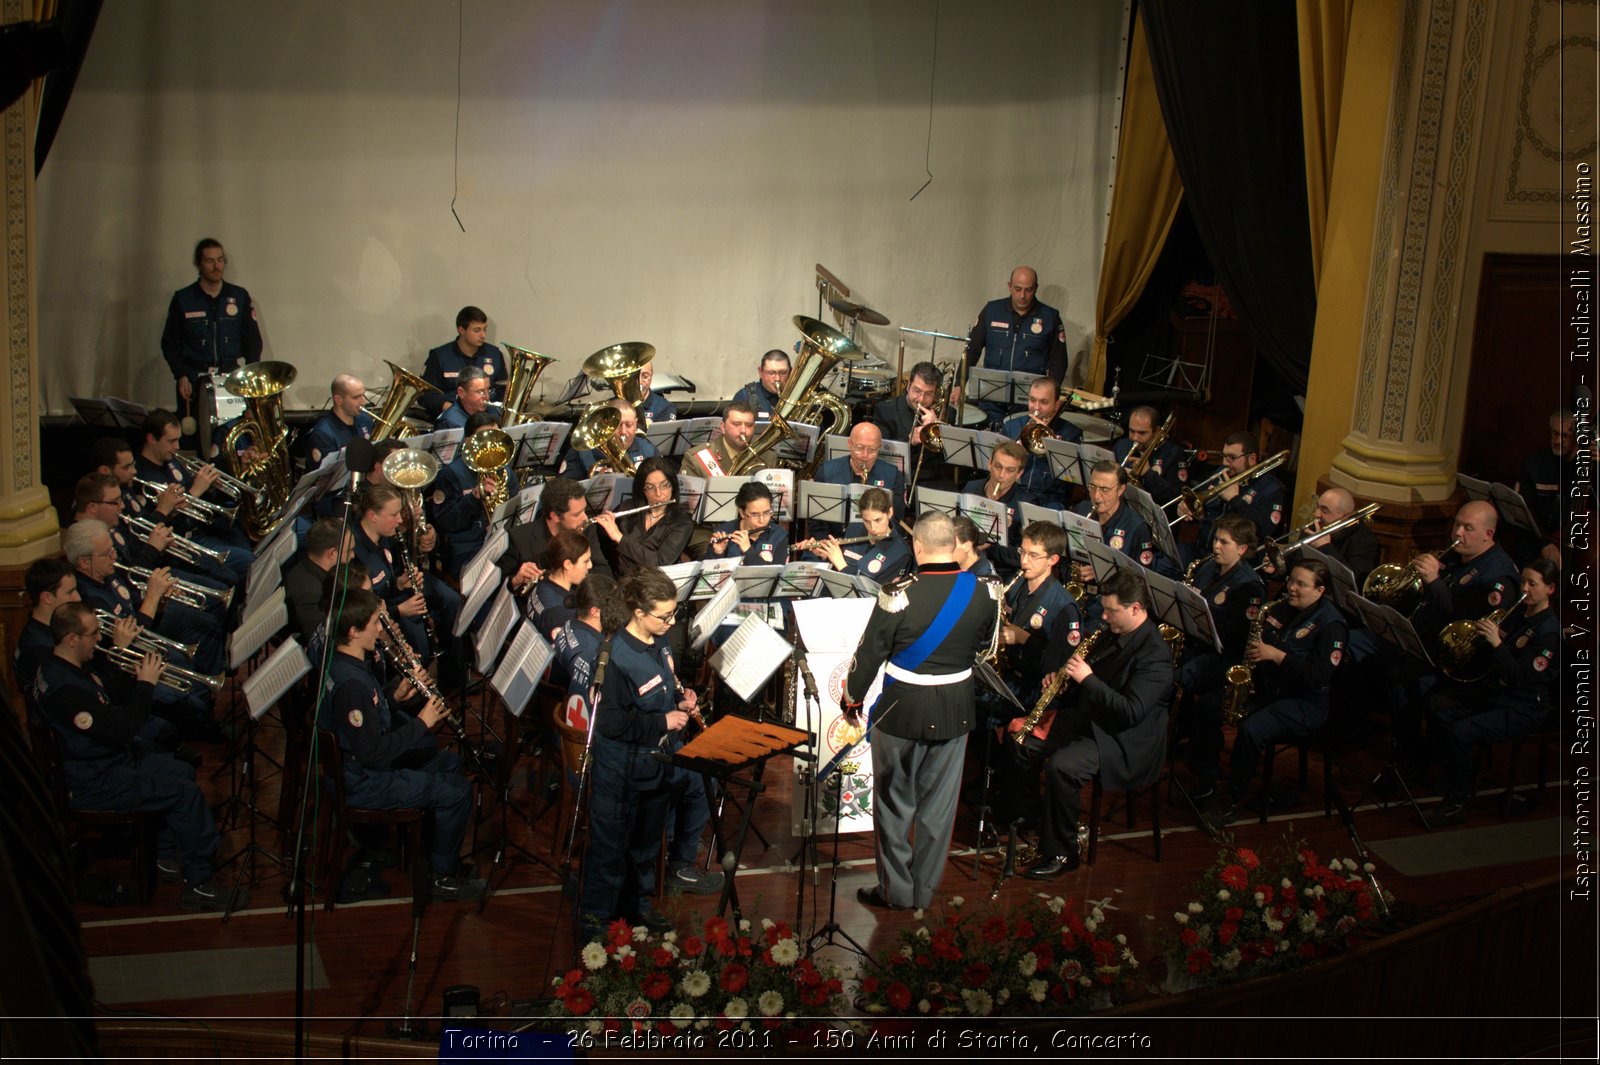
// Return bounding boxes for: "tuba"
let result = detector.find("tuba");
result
[461,428,515,522]
[583,342,654,424]
[501,344,557,427]
[570,402,636,476]
[728,315,860,476]
[221,360,296,540]
[371,360,441,442]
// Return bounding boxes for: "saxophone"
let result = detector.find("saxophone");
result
[1223,595,1286,726]
[983,572,1024,666]
[1012,629,1103,744]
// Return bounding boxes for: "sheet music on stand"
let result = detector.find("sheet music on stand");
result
[283,459,342,521]
[1085,537,1144,585]
[425,428,464,465]
[642,417,720,458]
[1299,545,1359,603]
[813,567,880,599]
[493,485,540,528]
[798,479,870,529]
[689,579,739,650]
[229,590,288,671]
[915,486,1012,547]
[1166,577,1223,653]
[474,585,519,676]
[771,422,819,468]
[1123,482,1180,564]
[71,395,149,428]
[933,426,1010,474]
[551,370,592,407]
[1019,502,1105,561]
[504,421,570,470]
[491,619,555,718]
[581,473,630,514]
[699,471,795,524]
[729,564,785,600]
[241,637,311,722]
[1038,437,1103,487]
[819,434,911,476]
[676,474,708,520]
[708,614,794,702]
[1457,473,1541,536]
[753,468,796,523]
[966,367,1043,410]
[1349,595,1432,664]
[456,557,506,636]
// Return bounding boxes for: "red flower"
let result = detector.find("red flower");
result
[642,972,672,1001]
[563,969,584,986]
[886,981,912,1012]
[981,916,1008,944]
[1032,943,1053,969]
[1060,929,1078,952]
[660,1021,678,1037]
[681,935,704,958]
[608,919,633,948]
[1179,927,1199,946]
[566,988,595,1015]
[720,963,750,993]
[1220,864,1248,891]
[653,948,675,969]
[704,916,729,941]
[963,963,992,988]
[1253,884,1274,904]
[1224,906,1244,923]
[620,954,637,972]
[931,929,962,962]
[1218,923,1236,946]
[1241,942,1262,963]
[1236,847,1260,870]
[1299,942,1318,959]
[1186,947,1213,974]
[1015,917,1035,940]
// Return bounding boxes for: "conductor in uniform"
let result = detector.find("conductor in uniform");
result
[842,512,1000,911]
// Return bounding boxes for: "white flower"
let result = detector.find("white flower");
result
[960,989,994,1016]
[1278,939,1291,953]
[917,998,931,1014]
[1018,952,1039,977]
[1187,901,1204,914]
[1313,885,1325,898]
[1254,891,1266,906]
[1085,919,1099,934]
[899,945,914,959]
[1091,907,1105,923]
[1174,912,1190,925]
[633,925,650,942]
[1265,916,1284,933]
[996,988,1009,1004]
[913,908,925,921]
[1046,896,1066,914]
[1220,950,1241,972]
[680,970,711,998]
[757,990,785,1017]
[586,1020,604,1035]
[1217,889,1231,901]
[615,945,635,959]
[661,942,680,959]
[950,895,965,908]
[1343,858,1359,872]
[915,926,930,940]
[663,931,678,943]
[581,942,608,970]
[1122,948,1139,969]
[760,917,775,930]
[738,918,751,932]
[1298,912,1318,933]
[769,938,800,966]
[1028,979,1048,1003]
[724,997,749,1020]
[1078,975,1092,988]
[1115,934,1127,946]
[1281,878,1293,890]
[1362,862,1376,874]
[670,1003,694,1023]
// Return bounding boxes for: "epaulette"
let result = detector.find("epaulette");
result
[877,571,916,613]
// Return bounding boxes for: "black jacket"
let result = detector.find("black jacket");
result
[1048,616,1173,791]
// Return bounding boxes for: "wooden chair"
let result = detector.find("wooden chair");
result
[1257,729,1336,823]
[314,729,425,912]
[550,703,589,861]
[27,716,160,903]
[1087,708,1170,864]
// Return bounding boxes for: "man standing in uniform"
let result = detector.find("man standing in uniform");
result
[160,238,262,441]
[420,306,508,419]
[961,266,1068,424]
[842,513,999,911]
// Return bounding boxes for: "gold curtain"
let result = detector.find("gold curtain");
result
[1089,8,1183,393]
[1297,0,1352,288]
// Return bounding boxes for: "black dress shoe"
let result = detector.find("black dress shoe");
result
[856,886,904,910]
[1024,852,1079,880]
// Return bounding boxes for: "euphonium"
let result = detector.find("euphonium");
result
[728,315,861,476]
[1013,629,1103,744]
[461,428,515,522]
[370,359,441,441]
[221,360,297,540]
[1362,538,1462,612]
[570,403,636,476]
[1224,594,1286,726]
[1437,591,1527,683]
[501,344,557,427]
[101,642,225,695]
[582,342,655,424]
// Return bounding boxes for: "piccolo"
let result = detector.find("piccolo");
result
[581,501,670,528]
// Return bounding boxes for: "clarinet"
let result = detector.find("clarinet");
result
[392,533,439,653]
[377,610,463,734]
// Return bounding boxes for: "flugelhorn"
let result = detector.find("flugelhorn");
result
[125,514,230,569]
[1362,538,1462,611]
[95,608,197,658]
[135,477,238,524]
[116,562,234,611]
[1171,450,1291,524]
[101,642,225,695]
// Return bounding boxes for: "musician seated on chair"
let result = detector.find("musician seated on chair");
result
[497,476,614,594]
[430,412,518,580]
[1514,410,1577,567]
[1110,405,1186,507]
[809,487,909,583]
[811,422,905,537]
[433,367,503,433]
[684,401,758,478]
[1002,378,1082,508]
[37,601,239,910]
[636,361,678,427]
[286,518,355,641]
[731,349,790,423]
[962,441,1035,574]
[354,485,462,677]
[1003,569,1173,880]
[996,522,1082,706]
[1070,461,1156,613]
[1303,486,1381,588]
[304,374,375,470]
[1200,559,1347,827]
[321,588,486,902]
[1178,431,1284,555]
[871,361,949,494]
[706,481,788,564]
[951,515,995,577]
[420,305,507,420]
[1417,559,1560,829]
[529,530,594,641]
[559,398,659,479]
[132,409,253,577]
[599,457,694,576]
[72,471,233,612]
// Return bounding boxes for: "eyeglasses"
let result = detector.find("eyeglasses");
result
[1019,549,1052,562]
[643,608,676,623]
[94,547,117,560]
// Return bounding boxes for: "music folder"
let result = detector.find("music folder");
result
[1457,473,1541,536]
[229,588,288,671]
[1124,482,1180,565]
[474,585,519,676]
[689,578,739,650]
[708,614,794,703]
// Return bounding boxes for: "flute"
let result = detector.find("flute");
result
[789,534,874,555]
[581,500,670,528]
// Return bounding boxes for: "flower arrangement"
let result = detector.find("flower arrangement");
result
[1165,836,1391,986]
[856,895,1136,1017]
[547,914,846,1033]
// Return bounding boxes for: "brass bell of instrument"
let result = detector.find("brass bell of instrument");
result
[570,402,636,476]
[371,359,442,442]
[583,342,655,423]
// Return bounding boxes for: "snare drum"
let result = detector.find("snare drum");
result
[957,403,986,428]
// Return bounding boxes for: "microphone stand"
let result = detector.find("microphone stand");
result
[802,702,888,966]
[563,640,610,924]
[788,626,821,930]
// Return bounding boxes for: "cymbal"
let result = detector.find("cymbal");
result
[842,366,894,380]
[828,296,890,327]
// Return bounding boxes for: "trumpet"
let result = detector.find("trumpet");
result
[581,501,669,529]
[116,562,234,611]
[95,608,198,658]
[101,642,224,695]
[1257,502,1381,574]
[788,534,873,555]
[125,515,230,569]
[175,453,266,505]
[134,477,239,525]
[1362,538,1462,611]
[1170,450,1291,524]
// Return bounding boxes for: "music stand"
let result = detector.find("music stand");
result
[503,421,570,473]
[579,473,629,514]
[752,468,797,524]
[478,620,558,906]
[797,480,868,534]
[675,474,708,521]
[456,562,505,639]
[428,428,465,465]
[966,367,1042,411]
[1457,474,1542,537]
[689,580,740,650]
[1344,595,1433,825]
[1124,482,1181,566]
[971,657,1028,886]
[1299,545,1360,605]
[934,425,1010,474]
[642,417,720,459]
[813,568,879,598]
[473,586,519,677]
[71,395,149,428]
[1038,437,1097,488]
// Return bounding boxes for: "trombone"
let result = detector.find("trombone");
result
[95,608,198,658]
[125,514,230,569]
[134,477,238,525]
[101,642,225,695]
[117,562,235,611]
[1169,450,1291,524]
[175,453,266,505]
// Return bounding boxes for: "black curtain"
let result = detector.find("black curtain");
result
[34,0,103,176]
[1141,1,1317,393]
